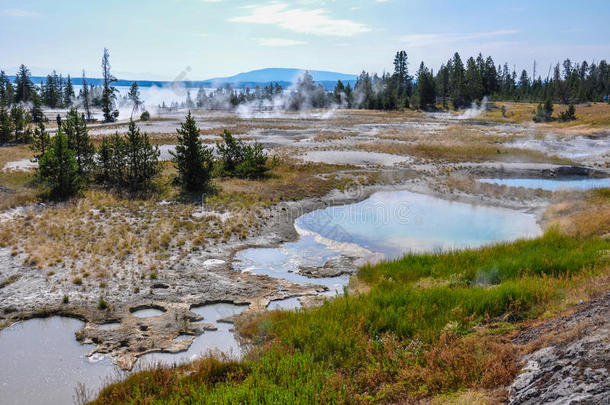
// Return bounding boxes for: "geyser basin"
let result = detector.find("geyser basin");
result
[0,317,116,405]
[479,177,610,191]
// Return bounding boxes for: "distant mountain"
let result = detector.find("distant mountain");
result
[206,68,357,85]
[12,68,357,91]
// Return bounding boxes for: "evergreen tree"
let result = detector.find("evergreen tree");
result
[42,71,62,108]
[64,75,75,106]
[30,92,45,123]
[80,70,92,121]
[0,102,13,143]
[127,82,142,119]
[123,120,160,191]
[333,80,345,104]
[416,62,436,110]
[14,65,34,103]
[464,56,483,103]
[38,128,82,199]
[63,108,95,178]
[31,122,51,160]
[171,112,214,192]
[0,71,14,106]
[10,104,32,143]
[449,52,466,108]
[101,48,119,122]
[97,133,125,185]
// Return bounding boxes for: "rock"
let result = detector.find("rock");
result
[298,255,359,278]
[509,293,610,404]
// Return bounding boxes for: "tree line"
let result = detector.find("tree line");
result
[335,51,610,111]
[334,50,610,123]
[33,109,269,199]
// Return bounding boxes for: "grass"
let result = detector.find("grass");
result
[93,224,610,404]
[358,141,571,164]
[0,145,38,208]
[481,101,610,128]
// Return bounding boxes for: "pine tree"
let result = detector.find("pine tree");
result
[171,112,213,192]
[127,82,142,119]
[416,62,436,110]
[38,128,82,199]
[393,50,411,107]
[43,72,61,108]
[80,70,92,121]
[0,102,13,143]
[436,64,449,108]
[64,75,75,106]
[10,104,32,143]
[14,65,34,103]
[101,48,119,122]
[31,122,51,160]
[123,120,160,191]
[449,52,466,109]
[30,92,45,123]
[63,108,95,178]
[0,71,14,106]
[97,134,125,185]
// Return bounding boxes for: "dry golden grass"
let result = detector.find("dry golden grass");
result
[438,176,552,200]
[481,101,610,128]
[358,140,571,164]
[543,189,610,238]
[0,145,38,209]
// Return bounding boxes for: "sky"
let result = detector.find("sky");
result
[1,0,609,81]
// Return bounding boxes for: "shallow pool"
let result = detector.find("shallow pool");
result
[235,190,540,295]
[479,177,610,191]
[138,303,248,367]
[0,317,118,405]
[297,190,540,259]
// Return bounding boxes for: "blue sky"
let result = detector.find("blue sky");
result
[1,0,608,80]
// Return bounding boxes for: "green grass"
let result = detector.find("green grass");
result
[93,230,609,404]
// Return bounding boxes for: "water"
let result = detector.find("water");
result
[0,317,117,405]
[234,234,350,291]
[267,297,302,310]
[300,150,410,166]
[130,308,165,318]
[479,177,610,191]
[236,190,540,291]
[297,190,540,259]
[139,303,248,366]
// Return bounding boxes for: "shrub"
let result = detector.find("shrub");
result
[558,104,577,122]
[140,111,150,121]
[97,297,108,310]
[217,130,269,179]
[533,98,554,123]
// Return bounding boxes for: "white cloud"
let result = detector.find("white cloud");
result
[399,30,518,47]
[230,3,370,37]
[256,37,307,47]
[0,8,40,17]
